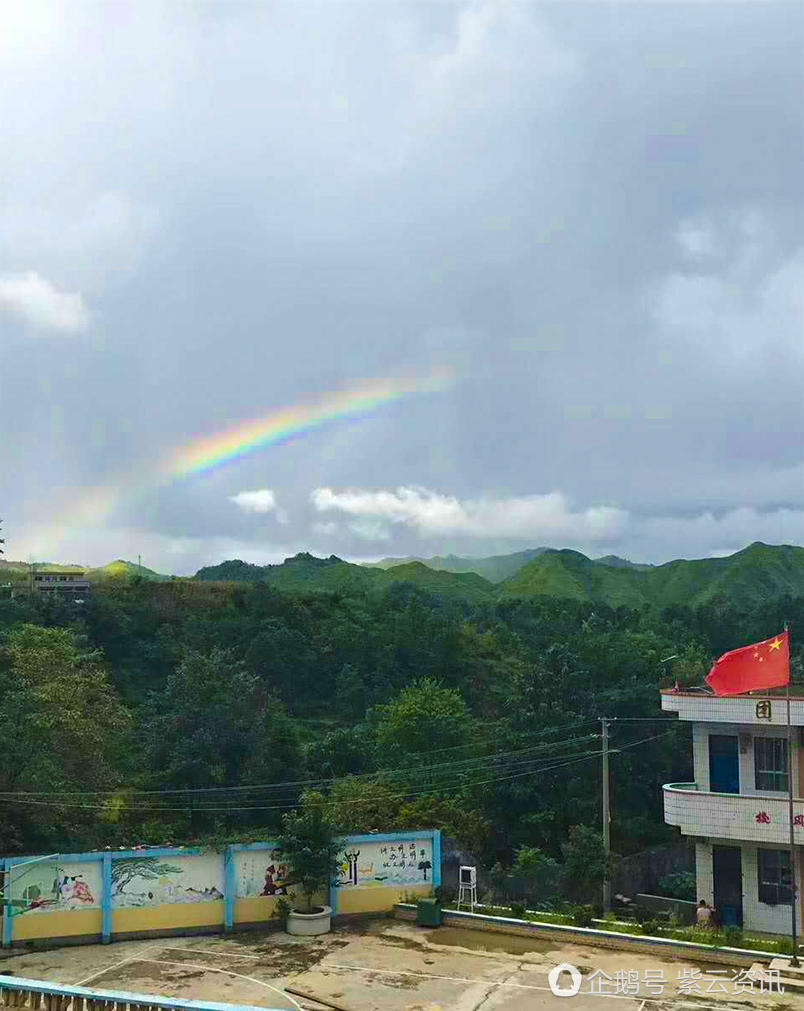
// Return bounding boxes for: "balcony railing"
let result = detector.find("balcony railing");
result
[663,783,804,845]
[0,975,286,1011]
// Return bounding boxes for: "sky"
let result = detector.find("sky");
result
[2,1,803,574]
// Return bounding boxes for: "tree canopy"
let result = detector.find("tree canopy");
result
[2,571,797,883]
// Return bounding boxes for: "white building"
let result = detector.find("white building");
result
[662,689,804,935]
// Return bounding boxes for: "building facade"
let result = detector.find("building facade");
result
[662,690,804,934]
[30,570,91,601]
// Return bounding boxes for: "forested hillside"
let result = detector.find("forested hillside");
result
[501,542,804,609]
[365,548,551,583]
[197,552,495,602]
[197,542,804,611]
[2,569,803,877]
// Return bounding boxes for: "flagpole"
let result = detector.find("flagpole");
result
[786,622,799,967]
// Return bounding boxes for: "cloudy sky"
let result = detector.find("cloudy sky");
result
[2,1,803,574]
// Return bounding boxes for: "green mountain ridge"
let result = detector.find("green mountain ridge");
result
[87,559,170,581]
[9,543,804,610]
[499,542,804,609]
[196,542,804,610]
[366,548,650,581]
[365,547,552,582]
[196,553,495,603]
[0,559,170,581]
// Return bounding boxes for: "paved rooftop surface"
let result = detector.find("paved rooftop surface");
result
[0,920,795,1010]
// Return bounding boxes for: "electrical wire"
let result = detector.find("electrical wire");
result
[0,728,602,799]
[0,724,678,815]
[4,749,608,813]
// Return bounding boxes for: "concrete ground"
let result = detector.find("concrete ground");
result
[0,920,796,1011]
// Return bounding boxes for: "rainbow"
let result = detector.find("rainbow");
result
[27,368,455,559]
[166,370,453,480]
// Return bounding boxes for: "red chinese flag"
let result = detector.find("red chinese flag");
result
[706,630,790,696]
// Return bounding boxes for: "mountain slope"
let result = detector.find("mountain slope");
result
[195,553,494,602]
[594,555,654,571]
[498,542,804,609]
[499,549,650,608]
[197,553,382,593]
[87,559,169,581]
[366,547,551,583]
[383,561,494,604]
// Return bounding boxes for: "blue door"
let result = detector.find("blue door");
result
[713,845,743,926]
[709,735,739,794]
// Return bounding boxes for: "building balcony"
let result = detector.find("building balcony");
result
[663,783,804,846]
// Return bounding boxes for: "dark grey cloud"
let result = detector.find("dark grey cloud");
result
[2,2,803,571]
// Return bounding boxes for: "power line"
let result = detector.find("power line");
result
[5,749,607,813]
[0,747,601,810]
[0,727,601,799]
[5,729,676,815]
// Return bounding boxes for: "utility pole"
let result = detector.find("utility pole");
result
[601,717,611,912]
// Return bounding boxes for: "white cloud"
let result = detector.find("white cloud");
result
[415,1,579,119]
[0,271,88,334]
[311,486,627,541]
[229,488,288,523]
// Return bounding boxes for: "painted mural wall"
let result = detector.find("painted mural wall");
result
[234,848,294,899]
[337,837,434,889]
[2,830,439,947]
[111,853,223,907]
[11,859,101,915]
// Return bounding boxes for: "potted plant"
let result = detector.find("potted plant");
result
[278,794,343,936]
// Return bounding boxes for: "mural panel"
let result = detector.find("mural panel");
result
[12,859,101,914]
[337,838,433,889]
[234,848,296,898]
[111,853,223,907]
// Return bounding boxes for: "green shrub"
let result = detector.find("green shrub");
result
[509,902,526,919]
[572,904,595,928]
[272,896,291,927]
[657,871,696,901]
[277,793,344,914]
[723,925,743,947]
[641,919,664,936]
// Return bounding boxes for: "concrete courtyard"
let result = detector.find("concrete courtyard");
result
[0,920,795,1011]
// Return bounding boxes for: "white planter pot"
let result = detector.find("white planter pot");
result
[286,904,332,936]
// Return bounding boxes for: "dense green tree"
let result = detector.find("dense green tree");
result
[142,646,300,793]
[334,663,365,721]
[278,791,343,913]
[2,568,793,866]
[561,824,615,902]
[0,624,131,850]
[375,677,471,762]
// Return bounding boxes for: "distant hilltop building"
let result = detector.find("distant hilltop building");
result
[10,569,91,603]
